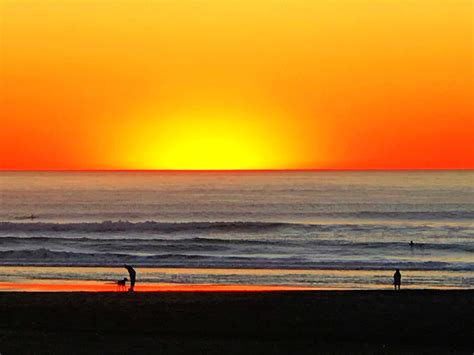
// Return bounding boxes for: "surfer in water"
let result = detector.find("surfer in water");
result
[124,264,136,292]
[410,241,423,248]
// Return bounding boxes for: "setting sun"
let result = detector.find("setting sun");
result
[113,105,303,170]
[155,114,271,170]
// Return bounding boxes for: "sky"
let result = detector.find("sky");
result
[1,0,473,170]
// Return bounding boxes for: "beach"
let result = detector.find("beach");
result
[1,290,473,354]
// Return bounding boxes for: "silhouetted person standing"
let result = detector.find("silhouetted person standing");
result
[394,269,401,290]
[124,264,136,292]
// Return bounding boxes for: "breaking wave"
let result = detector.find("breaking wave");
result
[1,236,473,253]
[1,220,472,234]
[1,248,473,271]
[0,221,295,233]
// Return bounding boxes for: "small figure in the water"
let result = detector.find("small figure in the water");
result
[410,241,414,248]
[124,264,136,292]
[394,269,401,290]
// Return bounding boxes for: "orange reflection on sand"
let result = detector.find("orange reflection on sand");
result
[0,282,315,292]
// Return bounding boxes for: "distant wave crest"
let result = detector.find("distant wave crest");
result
[0,221,293,233]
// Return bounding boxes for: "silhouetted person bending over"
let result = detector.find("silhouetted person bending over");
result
[124,264,136,292]
[394,269,401,290]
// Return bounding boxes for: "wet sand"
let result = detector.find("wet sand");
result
[1,290,473,354]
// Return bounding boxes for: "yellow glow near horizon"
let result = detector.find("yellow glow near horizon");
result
[117,107,296,170]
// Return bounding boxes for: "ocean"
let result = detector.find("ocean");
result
[0,171,473,290]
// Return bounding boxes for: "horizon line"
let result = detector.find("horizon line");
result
[1,168,473,173]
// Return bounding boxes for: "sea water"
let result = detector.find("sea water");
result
[0,171,473,289]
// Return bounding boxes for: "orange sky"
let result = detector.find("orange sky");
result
[1,0,473,170]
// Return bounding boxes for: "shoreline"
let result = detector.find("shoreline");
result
[2,266,473,291]
[0,281,471,292]
[1,290,473,353]
[0,282,316,292]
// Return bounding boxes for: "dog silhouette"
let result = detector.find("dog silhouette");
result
[116,278,128,292]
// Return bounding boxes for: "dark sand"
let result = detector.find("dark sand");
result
[1,290,473,354]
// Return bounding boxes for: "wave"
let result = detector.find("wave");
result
[303,240,474,253]
[0,248,473,271]
[0,221,296,233]
[5,209,474,224]
[1,235,473,253]
[344,211,474,220]
[0,248,474,271]
[1,219,472,235]
[0,235,275,245]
